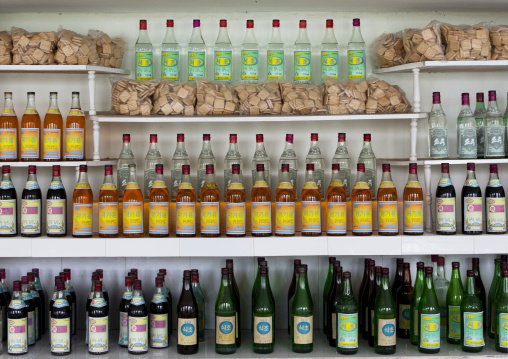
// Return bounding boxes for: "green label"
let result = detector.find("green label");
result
[293,51,311,83]
[429,127,448,157]
[214,50,232,81]
[321,51,339,79]
[241,50,259,80]
[267,50,284,79]
[136,51,153,81]
[448,306,461,338]
[337,313,358,349]
[161,51,179,80]
[458,127,477,156]
[188,51,205,81]
[500,313,508,348]
[347,50,365,79]
[485,124,505,156]
[420,313,440,349]
[463,312,484,347]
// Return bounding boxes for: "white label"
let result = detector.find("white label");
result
[8,317,27,354]
[88,316,108,353]
[254,316,273,344]
[150,313,169,348]
[0,199,16,234]
[129,316,148,352]
[21,199,41,234]
[47,199,66,234]
[50,317,70,353]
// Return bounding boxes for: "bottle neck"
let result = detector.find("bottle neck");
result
[155,286,165,295]
[255,141,266,153]
[70,95,81,110]
[77,171,89,185]
[56,290,66,300]
[380,276,390,291]
[330,169,340,182]
[349,26,364,43]
[489,171,500,181]
[322,27,338,44]
[255,170,266,183]
[259,273,268,290]
[488,100,499,111]
[48,94,59,110]
[230,172,242,185]
[216,27,231,44]
[431,102,443,113]
[2,172,12,183]
[3,95,14,110]
[163,27,177,44]
[51,173,62,183]
[148,140,159,153]
[305,169,315,183]
[441,171,450,179]
[381,170,393,183]
[355,170,367,183]
[103,173,114,185]
[183,277,192,291]
[136,29,151,44]
[297,271,308,291]
[94,290,104,299]
[475,101,485,111]
[295,28,310,44]
[181,173,191,184]
[12,290,22,300]
[466,170,477,181]
[190,26,204,44]
[269,27,282,44]
[228,142,239,153]
[242,28,258,45]
[154,171,164,182]
[342,278,352,296]
[407,172,419,183]
[279,170,290,184]
[205,172,215,184]
[403,268,411,285]
[133,289,143,297]
[26,172,38,183]
[124,285,133,293]
[502,276,508,294]
[466,276,476,295]
[202,140,212,152]
[21,283,29,293]
[375,273,381,286]
[175,140,187,153]
[127,167,137,183]
[436,265,446,279]
[309,140,320,152]
[26,94,36,110]
[425,275,435,291]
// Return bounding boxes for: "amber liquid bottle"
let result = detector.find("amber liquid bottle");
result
[0,92,19,161]
[301,163,321,236]
[123,164,144,237]
[226,164,246,237]
[403,163,424,235]
[65,92,86,160]
[326,163,347,236]
[20,92,41,161]
[149,164,170,237]
[99,165,119,238]
[72,165,93,238]
[42,92,63,161]
[251,164,272,236]
[352,163,372,236]
[200,164,221,237]
[377,164,398,235]
[176,164,196,237]
[275,164,296,236]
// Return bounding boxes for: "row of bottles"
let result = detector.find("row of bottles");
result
[0,92,86,161]
[135,18,366,83]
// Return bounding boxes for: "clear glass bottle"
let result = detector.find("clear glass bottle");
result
[332,133,351,201]
[474,93,486,158]
[200,164,220,237]
[198,134,216,200]
[241,20,259,84]
[457,93,477,159]
[252,134,271,190]
[278,134,298,190]
[305,133,325,200]
[0,92,19,161]
[251,164,272,236]
[267,19,285,80]
[214,19,233,83]
[321,19,339,80]
[434,257,450,338]
[176,165,196,237]
[486,90,505,158]
[224,134,242,198]
[275,164,295,236]
[188,19,206,82]
[347,18,366,80]
[135,20,153,81]
[428,92,449,158]
[123,164,144,237]
[358,133,377,200]
[161,19,180,81]
[144,134,163,201]
[117,134,136,199]
[170,133,190,202]
[293,20,312,84]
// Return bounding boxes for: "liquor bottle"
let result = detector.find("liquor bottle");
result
[149,277,169,349]
[293,20,311,84]
[135,19,153,81]
[461,270,485,352]
[327,262,342,346]
[368,266,382,347]
[494,268,508,353]
[321,19,339,80]
[198,134,216,198]
[486,164,506,233]
[446,261,464,344]
[431,255,439,280]
[486,90,505,158]
[241,20,259,83]
[88,280,108,354]
[472,258,487,327]
[267,19,284,80]
[326,164,347,236]
[457,93,477,158]
[191,270,205,342]
[214,19,233,83]
[278,134,298,189]
[305,133,325,199]
[144,134,163,201]
[0,165,16,236]
[252,164,272,236]
[0,92,19,161]
[253,265,275,354]
[347,17,366,80]
[65,92,86,160]
[149,164,169,237]
[99,165,119,238]
[123,164,144,237]
[58,273,73,338]
[361,260,376,340]
[7,281,28,355]
[118,276,133,347]
[226,164,246,237]
[374,268,396,354]
[292,264,313,353]
[436,163,456,234]
[418,267,441,353]
[20,92,41,161]
[332,133,351,201]
[358,259,370,329]
[392,258,403,308]
[20,276,35,346]
[188,19,206,81]
[428,92,449,158]
[0,272,6,343]
[323,257,336,335]
[275,164,295,236]
[301,163,321,236]
[474,93,486,158]
[489,259,502,339]
[21,165,41,237]
[62,268,76,336]
[226,260,241,347]
[85,272,99,345]
[252,134,271,190]
[46,165,66,237]
[117,134,136,199]
[403,163,424,235]
[410,262,425,345]
[215,268,237,354]
[170,133,190,202]
[224,134,242,197]
[27,272,41,341]
[396,263,413,339]
[352,163,373,235]
[435,257,450,338]
[42,92,63,161]
[31,268,43,335]
[177,271,198,354]
[129,280,148,354]
[176,164,196,237]
[288,259,301,334]
[95,269,109,305]
[161,19,180,81]
[462,163,482,234]
[72,165,93,238]
[377,164,398,235]
[358,133,377,200]
[200,164,220,237]
[50,279,71,355]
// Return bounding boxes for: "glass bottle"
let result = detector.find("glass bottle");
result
[462,163,482,234]
[278,134,298,189]
[150,277,169,349]
[214,19,233,83]
[418,267,441,354]
[305,133,325,199]
[215,268,237,354]
[292,264,313,353]
[446,261,464,344]
[170,133,190,202]
[21,276,35,346]
[267,19,284,80]
[321,19,339,80]
[461,270,485,352]
[431,255,439,281]
[252,258,267,315]
[0,165,16,236]
[118,276,133,347]
[128,280,148,354]
[457,93,477,158]
[374,267,396,354]
[98,165,118,238]
[177,271,198,354]
[377,164,398,235]
[486,90,505,158]
[336,271,358,354]
[428,92,449,158]
[176,164,196,237]
[368,266,382,347]
[362,260,376,340]
[333,133,351,201]
[188,19,206,81]
[148,164,169,237]
[352,163,372,236]
[191,270,205,342]
[253,266,275,354]
[31,268,43,336]
[347,18,366,80]
[0,272,6,344]
[135,19,153,81]
[65,92,85,160]
[326,164,347,236]
[95,269,109,305]
[88,280,108,354]
[472,258,487,329]
[117,134,136,199]
[301,163,321,236]
[275,164,295,236]
[410,262,425,345]
[251,164,272,236]
[198,134,216,198]
[241,20,259,83]
[436,163,456,234]
[288,259,301,334]
[42,92,63,161]
[144,134,163,201]
[293,20,311,84]
[85,272,99,345]
[486,164,506,233]
[20,92,41,161]
[489,259,502,339]
[7,281,28,355]
[494,268,508,353]
[46,165,66,237]
[161,19,180,81]
[252,134,271,190]
[392,258,403,308]
[63,268,77,334]
[435,257,450,338]
[157,272,172,332]
[474,92,486,158]
[200,163,221,236]
[224,134,242,197]
[358,258,370,332]
[21,165,41,237]
[327,262,342,346]
[58,273,73,336]
[323,257,336,335]
[0,92,19,161]
[226,260,241,347]
[72,165,93,238]
[50,279,71,355]
[403,163,424,235]
[123,164,144,237]
[226,163,246,237]
[358,133,377,200]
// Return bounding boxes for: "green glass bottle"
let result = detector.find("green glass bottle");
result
[461,270,485,352]
[226,259,241,347]
[323,256,336,335]
[489,259,502,339]
[410,262,425,345]
[446,261,464,344]
[418,267,440,354]
[358,258,370,336]
[374,267,396,355]
[336,271,358,355]
[252,259,268,313]
[215,268,236,354]
[396,262,413,339]
[292,264,313,353]
[288,259,301,334]
[494,268,508,353]
[252,266,275,354]
[368,266,382,347]
[327,262,342,347]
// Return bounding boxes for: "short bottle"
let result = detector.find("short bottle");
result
[446,261,464,344]
[301,163,321,236]
[123,164,144,237]
[161,19,180,81]
[374,268,396,355]
[457,93,477,159]
[377,164,398,235]
[485,164,506,234]
[267,19,285,80]
[253,266,275,354]
[20,92,41,161]
[177,271,199,354]
[0,165,17,236]
[347,18,366,80]
[188,19,206,81]
[42,92,63,161]
[65,92,85,160]
[170,133,190,202]
[485,90,505,158]
[428,92,449,158]
[275,164,296,236]
[321,19,339,80]
[116,134,136,199]
[436,163,456,234]
[200,164,221,237]
[403,163,424,235]
[251,164,272,236]
[474,92,486,158]
[46,165,66,237]
[293,20,312,84]
[326,164,347,236]
[135,20,153,81]
[241,20,259,83]
[214,19,233,83]
[21,165,41,237]
[50,279,71,356]
[494,269,508,353]
[396,263,413,339]
[176,164,196,237]
[7,281,28,355]
[352,163,372,236]
[118,276,133,347]
[336,271,359,354]
[292,264,313,353]
[128,280,148,354]
[215,268,237,354]
[150,277,169,349]
[462,163,483,234]
[88,280,109,355]
[149,164,169,237]
[278,133,298,189]
[72,165,93,238]
[0,92,19,161]
[418,267,440,354]
[98,165,119,238]
[461,270,485,353]
[226,164,246,237]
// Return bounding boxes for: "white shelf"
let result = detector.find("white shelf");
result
[374,60,508,74]
[379,158,508,166]
[0,65,129,75]
[0,159,117,168]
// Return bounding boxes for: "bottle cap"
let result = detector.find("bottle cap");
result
[311,133,318,141]
[206,164,214,175]
[80,164,87,172]
[96,268,103,276]
[256,134,263,143]
[472,257,479,264]
[72,91,79,96]
[133,279,142,290]
[140,20,147,30]
[260,267,268,276]
[476,92,484,102]
[381,163,390,172]
[191,271,199,283]
[13,280,22,291]
[452,261,460,269]
[0,269,5,279]
[425,267,433,276]
[333,260,341,269]
[183,270,191,279]
[125,276,134,287]
[227,266,233,275]
[56,281,65,291]
[247,19,254,28]
[306,163,314,171]
[32,268,39,277]
[50,92,58,96]
[365,258,371,265]
[363,133,371,142]
[220,19,227,27]
[432,92,440,104]
[441,163,449,173]
[489,90,496,102]
[150,134,158,143]
[259,260,268,268]
[232,163,240,175]
[27,272,35,282]
[191,269,199,275]
[502,270,508,278]
[92,273,100,281]
[382,267,389,275]
[94,280,102,292]
[409,163,417,174]
[256,164,264,172]
[123,134,130,143]
[221,268,228,276]
[203,134,211,141]
[431,255,438,262]
[329,256,336,264]
[27,92,35,96]
[182,164,190,175]
[369,260,375,267]
[338,133,346,142]
[326,19,333,28]
[437,256,444,266]
[353,18,360,26]
[281,163,289,172]
[177,133,184,142]
[28,165,36,174]
[226,259,234,268]
[158,269,165,275]
[467,162,475,171]
[357,163,365,172]
[227,133,237,144]
[467,270,475,277]
[167,19,174,27]
[343,271,351,279]
[2,165,10,174]
[403,263,410,270]
[104,165,113,176]
[490,164,498,174]
[273,19,280,27]
[286,134,293,143]
[461,93,470,106]
[258,257,266,263]
[299,20,307,28]
[375,266,382,273]
[155,164,163,175]
[193,19,200,28]
[155,277,164,287]
[417,261,425,270]
[21,276,29,285]
[332,163,340,171]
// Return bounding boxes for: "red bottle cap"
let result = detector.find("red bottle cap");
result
[0,269,4,279]
[158,269,166,275]
[396,258,403,264]
[150,134,158,143]
[125,276,134,287]
[220,19,227,27]
[286,134,293,143]
[256,134,263,143]
[256,164,264,172]
[94,280,102,292]
[461,93,470,106]
[56,281,65,291]
[441,163,449,173]
[437,257,445,266]
[281,163,289,172]
[21,276,28,284]
[260,267,268,276]
[28,165,36,174]
[432,92,441,104]
[221,268,228,277]
[299,20,307,28]
[338,133,346,142]
[80,164,87,172]
[104,165,113,176]
[311,133,318,141]
[232,163,240,175]
[502,270,508,278]
[306,163,314,171]
[476,92,484,102]
[326,19,333,28]
[167,19,174,28]
[409,163,417,174]
[183,270,191,278]
[123,134,130,143]
[452,262,460,269]
[50,165,60,177]
[489,90,496,102]
[403,263,410,269]
[363,133,371,142]
[417,261,425,270]
[467,162,475,171]
[382,267,389,276]
[206,164,214,174]
[2,165,10,174]
[191,271,199,283]
[431,255,438,262]
[203,134,211,141]
[247,20,254,28]
[357,163,365,172]
[193,19,200,28]
[472,257,479,264]
[140,20,147,30]
[31,268,39,277]
[155,277,164,287]
[229,134,237,144]
[27,272,35,282]
[353,18,360,26]
[382,164,390,172]
[133,279,142,290]
[273,19,280,28]
[294,259,301,266]
[177,133,184,142]
[425,267,433,276]
[182,164,190,175]
[332,163,340,171]
[92,273,100,281]
[490,164,498,174]
[13,280,21,291]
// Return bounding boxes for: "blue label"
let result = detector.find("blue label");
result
[219,321,233,334]
[297,322,311,334]
[181,323,195,336]
[257,321,271,335]
[382,323,396,336]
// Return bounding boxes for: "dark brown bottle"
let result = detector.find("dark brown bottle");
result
[368,266,382,347]
[149,277,169,349]
[392,258,404,300]
[361,260,375,340]
[327,262,342,347]
[396,263,413,339]
[88,280,109,355]
[177,270,199,354]
[472,257,487,332]
[31,268,44,335]
[128,279,148,354]
[287,259,301,334]
[226,260,241,347]
[358,258,370,336]
[7,280,28,355]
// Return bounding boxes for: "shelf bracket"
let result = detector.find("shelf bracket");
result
[424,164,433,233]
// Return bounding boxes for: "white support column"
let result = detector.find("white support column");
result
[75,166,80,182]
[424,164,433,233]
[88,70,101,161]
[88,70,96,116]
[409,68,421,162]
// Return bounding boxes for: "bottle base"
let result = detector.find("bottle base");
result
[496,347,508,353]
[88,351,109,355]
[47,233,67,237]
[128,350,148,355]
[201,233,220,237]
[252,233,272,237]
[176,234,196,237]
[302,232,321,236]
[99,233,119,238]
[337,348,358,355]
[226,233,246,237]
[379,232,398,236]
[462,347,483,353]
[215,349,236,355]
[436,231,456,235]
[51,351,71,356]
[462,230,482,235]
[149,233,169,237]
[353,232,372,236]
[404,232,423,235]
[72,234,92,238]
[487,231,507,234]
[253,348,274,354]
[375,347,396,355]
[327,232,347,236]
[276,233,295,237]
[21,233,41,237]
[418,348,440,354]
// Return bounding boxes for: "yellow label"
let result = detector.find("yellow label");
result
[50,317,70,353]
[20,128,39,159]
[252,202,271,234]
[302,201,321,233]
[0,128,17,159]
[65,128,84,159]
[294,316,313,344]
[151,180,166,189]
[24,109,38,114]
[128,316,148,352]
[378,201,398,233]
[406,181,422,188]
[275,202,295,234]
[100,183,116,190]
[200,202,220,234]
[178,183,194,190]
[125,182,140,189]
[99,202,118,234]
[8,317,27,354]
[150,314,168,348]
[176,202,195,235]
[379,181,395,188]
[253,316,273,344]
[277,182,293,189]
[216,316,235,345]
[404,201,423,233]
[2,108,15,115]
[178,318,197,346]
[329,180,343,186]
[43,129,61,159]
[75,183,91,189]
[327,202,346,234]
[303,182,318,189]
[68,109,84,116]
[353,201,372,233]
[253,181,268,188]
[227,183,244,190]
[226,202,245,235]
[149,202,169,235]
[46,108,61,114]
[123,202,143,234]
[73,203,93,235]
[354,181,369,189]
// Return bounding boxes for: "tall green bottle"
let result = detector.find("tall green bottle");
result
[368,266,382,347]
[461,270,485,352]
[215,268,237,354]
[323,256,336,335]
[252,266,275,354]
[358,258,370,336]
[226,260,241,347]
[374,267,396,355]
[327,262,342,347]
[336,271,358,355]
[418,267,440,354]
[410,262,425,345]
[489,259,502,339]
[252,257,266,309]
[494,268,508,353]
[288,259,301,334]
[396,262,413,339]
[292,264,313,353]
[446,261,464,344]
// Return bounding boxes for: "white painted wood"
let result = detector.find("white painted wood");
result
[105,237,179,256]
[0,65,129,74]
[402,235,475,255]
[31,236,106,257]
[424,164,433,233]
[0,237,31,257]
[254,235,327,256]
[93,120,101,161]
[328,235,402,256]
[180,237,255,256]
[412,68,421,113]
[375,60,508,74]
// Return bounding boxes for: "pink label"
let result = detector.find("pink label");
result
[439,205,454,212]
[23,207,38,214]
[0,207,13,215]
[489,205,505,212]
[467,204,482,212]
[53,326,68,333]
[131,324,147,332]
[151,320,166,329]
[10,325,25,333]
[91,325,107,333]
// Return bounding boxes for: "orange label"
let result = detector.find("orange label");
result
[65,128,84,159]
[404,201,423,233]
[353,201,372,233]
[302,201,321,233]
[149,202,169,235]
[327,202,346,234]
[275,202,295,235]
[43,129,61,159]
[378,201,398,233]
[20,128,39,159]
[0,128,17,159]
[226,202,245,235]
[200,202,220,234]
[73,203,93,235]
[252,202,271,234]
[176,202,195,235]
[99,202,118,234]
[123,202,143,234]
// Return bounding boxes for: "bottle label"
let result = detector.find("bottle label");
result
[241,49,259,80]
[379,181,395,188]
[200,202,220,234]
[438,178,452,187]
[378,201,398,233]
[337,313,358,349]
[254,180,268,188]
[254,316,272,344]
[353,181,369,189]
[329,180,344,187]
[50,317,70,353]
[65,128,84,159]
[327,202,346,234]
[464,179,479,187]
[294,315,313,344]
[21,199,41,234]
[302,201,321,233]
[436,198,456,232]
[275,202,295,234]
[226,202,246,235]
[304,182,318,189]
[347,49,365,79]
[151,180,166,189]
[0,199,16,234]
[75,183,91,190]
[0,128,17,159]
[486,198,506,232]
[499,313,508,348]
[429,127,448,157]
[216,316,235,345]
[149,202,169,235]
[2,108,15,115]
[150,313,168,347]
[129,316,148,352]
[20,128,39,158]
[321,50,339,79]
[214,50,232,81]
[293,51,311,83]
[47,199,65,234]
[458,127,477,157]
[89,316,108,353]
[178,317,197,346]
[161,50,179,81]
[119,311,129,346]
[464,197,482,231]
[477,125,485,156]
[448,305,461,338]
[267,50,284,79]
[188,51,206,81]
[27,310,35,344]
[122,292,133,300]
[486,124,504,156]
[353,201,372,233]
[463,312,484,347]
[176,202,195,235]
[136,51,153,81]
[123,201,143,234]
[252,201,271,234]
[68,109,84,116]
[99,202,118,234]
[46,107,60,114]
[73,203,92,235]
[42,129,61,159]
[151,294,166,304]
[377,318,396,346]
[420,313,440,348]
[8,317,27,354]
[404,200,423,233]
[399,304,411,330]
[131,296,145,305]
